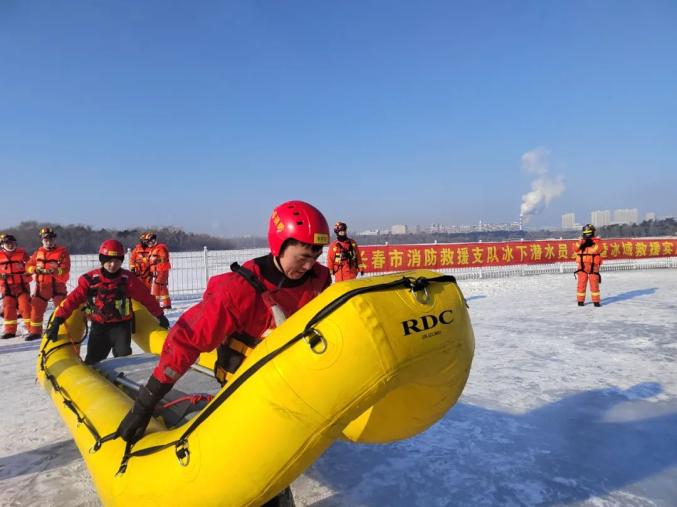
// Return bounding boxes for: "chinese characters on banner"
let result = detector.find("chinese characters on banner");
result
[358,238,677,273]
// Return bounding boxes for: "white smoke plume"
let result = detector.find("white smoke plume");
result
[519,148,565,223]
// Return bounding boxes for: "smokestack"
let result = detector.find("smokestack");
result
[519,213,523,231]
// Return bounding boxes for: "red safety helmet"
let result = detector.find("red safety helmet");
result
[268,200,330,256]
[334,221,347,234]
[39,227,56,239]
[99,239,125,260]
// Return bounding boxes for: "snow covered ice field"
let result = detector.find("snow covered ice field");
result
[1,268,676,506]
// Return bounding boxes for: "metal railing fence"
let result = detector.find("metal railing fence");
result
[60,247,677,301]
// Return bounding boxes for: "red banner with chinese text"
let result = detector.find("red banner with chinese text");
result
[358,238,677,273]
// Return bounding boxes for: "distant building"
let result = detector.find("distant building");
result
[390,224,408,235]
[591,210,611,228]
[613,208,639,225]
[561,213,576,229]
[358,229,380,236]
[645,212,656,222]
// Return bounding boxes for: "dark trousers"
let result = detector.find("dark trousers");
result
[85,320,133,365]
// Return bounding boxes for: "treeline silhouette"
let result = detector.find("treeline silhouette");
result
[3,218,675,254]
[1,222,238,254]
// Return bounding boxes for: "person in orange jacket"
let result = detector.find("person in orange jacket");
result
[327,221,365,281]
[130,232,154,289]
[575,224,603,307]
[147,233,172,309]
[45,240,169,364]
[0,234,32,339]
[25,227,71,341]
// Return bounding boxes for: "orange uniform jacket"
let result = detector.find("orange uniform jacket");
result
[575,237,603,304]
[26,245,71,334]
[26,246,71,285]
[130,244,153,287]
[327,238,365,281]
[149,243,171,307]
[0,248,31,334]
[0,248,31,289]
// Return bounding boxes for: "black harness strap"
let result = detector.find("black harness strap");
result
[230,262,266,294]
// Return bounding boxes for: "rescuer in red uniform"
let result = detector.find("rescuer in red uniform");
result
[326,221,365,281]
[117,200,331,506]
[575,224,603,307]
[25,227,70,341]
[130,232,154,289]
[0,234,31,338]
[147,233,172,309]
[45,240,169,364]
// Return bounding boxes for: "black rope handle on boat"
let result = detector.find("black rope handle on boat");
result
[115,273,458,475]
[38,336,114,450]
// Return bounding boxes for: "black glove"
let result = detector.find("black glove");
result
[158,314,170,329]
[117,376,173,443]
[46,316,65,342]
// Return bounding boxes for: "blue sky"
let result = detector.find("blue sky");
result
[1,1,676,236]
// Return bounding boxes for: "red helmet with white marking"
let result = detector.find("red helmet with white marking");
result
[267,201,329,256]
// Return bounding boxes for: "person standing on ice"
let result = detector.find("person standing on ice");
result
[45,239,169,364]
[0,234,32,339]
[146,232,172,309]
[116,200,331,507]
[130,232,154,289]
[25,227,70,341]
[575,224,603,307]
[326,221,365,281]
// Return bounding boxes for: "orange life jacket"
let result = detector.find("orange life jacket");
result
[0,248,30,286]
[130,244,152,277]
[575,237,602,274]
[149,243,171,273]
[27,246,70,284]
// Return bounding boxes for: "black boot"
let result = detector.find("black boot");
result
[25,334,42,342]
[594,302,601,307]
[577,302,584,307]
[1,333,16,339]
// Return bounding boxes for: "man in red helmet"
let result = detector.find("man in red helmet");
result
[575,224,603,307]
[45,240,169,364]
[327,221,365,281]
[117,201,331,505]
[130,232,154,289]
[25,227,71,341]
[0,234,32,339]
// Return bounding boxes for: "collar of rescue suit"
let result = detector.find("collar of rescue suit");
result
[100,267,123,279]
[257,254,316,289]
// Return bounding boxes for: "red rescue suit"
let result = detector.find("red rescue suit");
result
[152,254,331,384]
[0,247,31,335]
[327,238,365,281]
[149,243,171,309]
[55,267,164,324]
[26,245,70,334]
[130,244,153,289]
[575,237,603,304]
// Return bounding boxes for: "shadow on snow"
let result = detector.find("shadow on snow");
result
[306,382,677,506]
[0,440,81,481]
[602,288,657,305]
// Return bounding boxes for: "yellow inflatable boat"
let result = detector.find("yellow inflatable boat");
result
[37,270,474,506]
